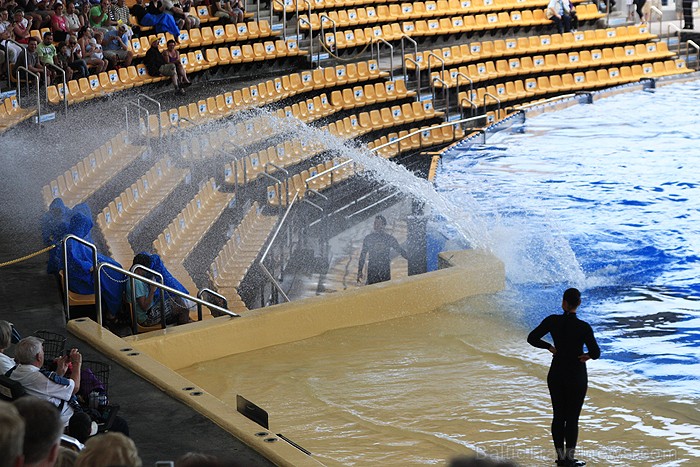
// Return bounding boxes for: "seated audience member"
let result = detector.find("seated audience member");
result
[37,31,57,81]
[211,0,244,24]
[144,37,187,92]
[89,0,115,30]
[54,41,75,80]
[162,38,189,84]
[7,337,82,427]
[67,412,95,444]
[131,0,180,39]
[64,2,83,35]
[12,9,32,44]
[127,252,193,327]
[15,37,44,81]
[77,27,108,73]
[63,38,89,78]
[0,400,25,467]
[102,23,132,67]
[162,0,196,30]
[51,2,70,42]
[1,8,24,65]
[74,432,142,467]
[13,397,66,467]
[0,320,16,374]
[110,0,131,28]
[33,0,54,28]
[546,0,571,33]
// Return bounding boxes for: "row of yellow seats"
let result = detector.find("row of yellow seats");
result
[298,0,586,30]
[266,158,359,207]
[129,20,278,57]
[0,94,35,134]
[274,0,393,12]
[457,59,693,105]
[128,4,254,31]
[407,25,655,70]
[227,99,442,186]
[368,123,465,158]
[203,39,307,66]
[209,202,277,291]
[330,79,415,110]
[97,159,189,265]
[154,178,234,259]
[42,131,142,208]
[432,41,675,87]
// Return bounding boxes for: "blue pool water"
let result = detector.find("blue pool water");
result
[436,80,700,400]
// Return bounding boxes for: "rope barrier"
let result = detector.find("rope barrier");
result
[0,244,56,268]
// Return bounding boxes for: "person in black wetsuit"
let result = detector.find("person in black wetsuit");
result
[357,215,408,285]
[527,288,600,467]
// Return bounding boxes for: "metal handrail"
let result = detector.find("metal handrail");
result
[460,97,477,119]
[687,40,699,65]
[129,264,166,332]
[258,191,300,303]
[305,159,353,186]
[426,52,445,85]
[483,91,501,116]
[400,34,418,80]
[650,6,663,41]
[372,37,394,81]
[668,23,682,56]
[4,39,25,88]
[256,0,260,22]
[512,93,577,110]
[96,262,238,327]
[369,115,487,153]
[124,100,150,145]
[44,63,68,115]
[270,0,287,42]
[405,57,421,94]
[62,235,99,322]
[319,13,336,64]
[265,161,290,207]
[197,288,228,321]
[455,72,473,112]
[15,66,41,124]
[301,0,313,67]
[138,93,162,141]
[346,191,400,220]
[260,171,285,212]
[432,76,450,120]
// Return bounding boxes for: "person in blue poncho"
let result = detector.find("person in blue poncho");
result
[64,212,125,318]
[41,199,95,274]
[125,253,192,327]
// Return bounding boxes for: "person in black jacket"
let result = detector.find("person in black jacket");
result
[528,288,600,467]
[143,37,188,92]
[357,215,408,285]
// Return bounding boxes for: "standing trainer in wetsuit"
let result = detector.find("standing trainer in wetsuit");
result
[527,288,600,467]
[357,215,408,285]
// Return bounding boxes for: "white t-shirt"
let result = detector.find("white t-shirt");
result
[9,364,75,426]
[0,352,15,374]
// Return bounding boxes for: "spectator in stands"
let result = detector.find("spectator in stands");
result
[357,215,408,285]
[0,320,16,374]
[51,2,70,41]
[8,337,82,427]
[126,252,193,327]
[180,0,198,28]
[63,2,83,35]
[162,0,196,30]
[16,0,46,28]
[32,0,53,29]
[89,0,115,30]
[131,0,180,39]
[109,0,131,28]
[11,9,32,44]
[0,400,25,467]
[13,397,66,467]
[102,22,132,67]
[64,36,89,77]
[37,31,57,81]
[641,0,660,24]
[682,0,694,29]
[78,2,91,28]
[144,37,186,92]
[1,8,24,65]
[546,0,571,33]
[54,41,75,80]
[74,433,142,467]
[77,27,108,72]
[15,36,44,81]
[211,0,244,24]
[163,38,188,81]
[568,0,578,31]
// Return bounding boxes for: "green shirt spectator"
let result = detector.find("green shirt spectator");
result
[89,0,113,28]
[37,32,57,65]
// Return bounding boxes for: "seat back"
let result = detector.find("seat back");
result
[0,374,26,401]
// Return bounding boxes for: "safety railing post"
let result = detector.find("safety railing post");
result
[124,100,150,146]
[400,34,418,81]
[197,288,228,322]
[62,235,99,322]
[5,39,25,89]
[319,13,336,63]
[405,57,421,95]
[137,94,162,142]
[668,23,682,56]
[374,38,394,81]
[426,52,445,85]
[650,6,663,41]
[300,0,313,67]
[44,63,68,116]
[688,40,700,65]
[456,72,473,113]
[259,191,299,303]
[271,0,288,42]
[431,76,450,120]
[15,66,41,124]
[460,97,477,119]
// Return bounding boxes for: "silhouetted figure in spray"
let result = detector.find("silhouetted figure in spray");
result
[528,288,600,467]
[357,215,407,285]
